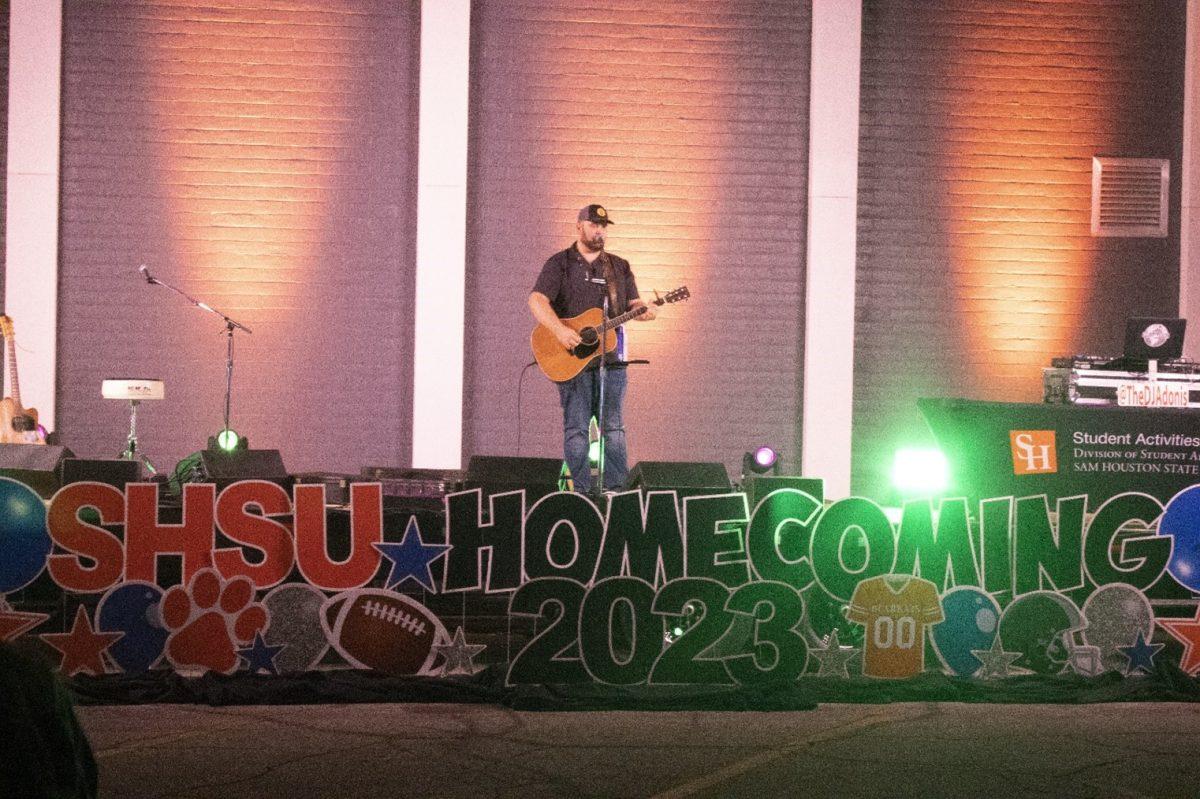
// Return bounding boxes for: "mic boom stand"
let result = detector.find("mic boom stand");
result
[597,285,611,497]
[585,274,612,497]
[138,265,252,443]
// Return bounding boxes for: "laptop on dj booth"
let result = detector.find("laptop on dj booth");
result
[1121,316,1186,368]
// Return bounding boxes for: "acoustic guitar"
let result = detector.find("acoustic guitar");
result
[531,286,690,382]
[0,315,45,444]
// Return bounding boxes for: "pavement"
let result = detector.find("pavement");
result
[79,701,1200,798]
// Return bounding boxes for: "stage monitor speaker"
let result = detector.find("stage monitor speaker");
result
[624,461,731,494]
[61,458,142,491]
[465,455,564,499]
[0,443,75,498]
[200,449,290,490]
[745,475,824,507]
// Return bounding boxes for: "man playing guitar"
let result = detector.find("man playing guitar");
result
[528,204,656,493]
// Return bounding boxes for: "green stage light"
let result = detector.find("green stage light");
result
[209,428,246,452]
[217,429,240,451]
[891,447,948,495]
[587,415,603,467]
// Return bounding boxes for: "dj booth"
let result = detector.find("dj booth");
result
[920,317,1200,504]
[919,397,1200,504]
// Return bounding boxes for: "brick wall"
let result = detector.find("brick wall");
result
[57,0,419,475]
[0,3,7,305]
[37,0,1192,494]
[464,0,812,481]
[854,0,1186,498]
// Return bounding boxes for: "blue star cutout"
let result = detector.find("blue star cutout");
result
[237,632,286,675]
[1118,630,1164,675]
[373,517,451,592]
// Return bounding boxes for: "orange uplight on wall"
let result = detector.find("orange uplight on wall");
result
[141,16,353,286]
[502,0,808,467]
[945,127,1093,398]
[940,8,1104,398]
[119,3,411,473]
[538,19,736,361]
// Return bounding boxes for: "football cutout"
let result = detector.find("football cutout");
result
[321,590,447,676]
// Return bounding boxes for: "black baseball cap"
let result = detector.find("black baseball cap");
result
[577,204,615,225]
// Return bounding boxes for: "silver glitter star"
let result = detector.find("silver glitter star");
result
[433,626,486,676]
[970,637,1021,679]
[809,629,860,677]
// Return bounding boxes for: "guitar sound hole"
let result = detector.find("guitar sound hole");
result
[571,329,600,359]
[12,415,36,432]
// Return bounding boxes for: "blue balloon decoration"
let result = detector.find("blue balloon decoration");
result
[96,582,168,673]
[1160,485,1200,592]
[930,586,1000,677]
[0,477,52,595]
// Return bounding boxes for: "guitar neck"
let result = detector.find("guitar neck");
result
[5,336,19,406]
[598,306,644,333]
[597,297,670,333]
[585,285,686,335]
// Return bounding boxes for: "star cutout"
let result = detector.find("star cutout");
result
[1158,609,1200,675]
[1119,630,1164,675]
[970,636,1021,679]
[808,629,859,677]
[373,517,451,592]
[39,606,123,677]
[237,632,286,675]
[433,626,486,676]
[0,598,49,642]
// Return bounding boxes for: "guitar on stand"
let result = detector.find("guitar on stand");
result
[0,315,46,444]
[530,286,690,382]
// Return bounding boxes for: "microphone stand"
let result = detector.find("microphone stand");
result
[137,265,252,445]
[585,273,611,499]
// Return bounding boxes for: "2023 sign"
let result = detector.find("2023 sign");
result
[506,576,809,686]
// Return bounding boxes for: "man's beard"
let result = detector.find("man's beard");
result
[583,234,606,252]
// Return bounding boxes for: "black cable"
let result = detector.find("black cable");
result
[515,360,538,455]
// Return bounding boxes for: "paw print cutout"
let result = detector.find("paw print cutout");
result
[162,568,269,675]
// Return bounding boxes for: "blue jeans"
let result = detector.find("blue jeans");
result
[557,367,628,493]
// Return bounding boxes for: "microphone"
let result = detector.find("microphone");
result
[138,265,156,284]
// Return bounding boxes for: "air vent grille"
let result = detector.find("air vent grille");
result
[1091,157,1169,237]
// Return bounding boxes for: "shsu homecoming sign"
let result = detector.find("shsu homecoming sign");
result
[3,475,1200,685]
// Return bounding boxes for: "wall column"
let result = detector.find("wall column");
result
[411,0,471,468]
[1182,0,1200,350]
[802,1,862,499]
[4,0,62,432]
